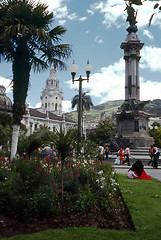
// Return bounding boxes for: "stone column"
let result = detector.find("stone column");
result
[120,33,144,101]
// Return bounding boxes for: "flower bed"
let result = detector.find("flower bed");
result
[0,156,118,221]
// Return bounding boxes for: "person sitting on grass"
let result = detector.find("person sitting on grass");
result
[131,160,152,180]
[127,167,138,179]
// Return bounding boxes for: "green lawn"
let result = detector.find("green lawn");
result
[2,173,161,240]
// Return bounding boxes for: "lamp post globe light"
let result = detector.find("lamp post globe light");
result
[70,60,92,144]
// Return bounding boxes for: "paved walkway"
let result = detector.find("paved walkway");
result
[114,165,161,182]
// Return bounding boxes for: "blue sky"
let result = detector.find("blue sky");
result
[1,0,161,112]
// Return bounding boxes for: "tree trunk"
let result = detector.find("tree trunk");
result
[10,124,20,161]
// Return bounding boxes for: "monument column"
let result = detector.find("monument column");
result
[115,3,154,148]
[121,32,143,101]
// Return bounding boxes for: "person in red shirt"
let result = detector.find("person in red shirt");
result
[118,147,124,164]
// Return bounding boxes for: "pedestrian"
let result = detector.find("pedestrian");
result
[118,146,124,164]
[97,143,105,162]
[41,144,46,158]
[148,145,154,166]
[114,153,120,165]
[45,145,50,156]
[153,144,160,169]
[104,144,109,159]
[50,143,55,156]
[124,145,130,166]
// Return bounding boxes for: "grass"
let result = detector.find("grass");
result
[2,173,161,240]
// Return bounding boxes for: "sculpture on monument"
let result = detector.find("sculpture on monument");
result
[115,1,154,148]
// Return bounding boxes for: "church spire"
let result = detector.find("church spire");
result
[40,66,63,115]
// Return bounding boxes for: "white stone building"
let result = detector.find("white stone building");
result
[39,66,63,115]
[0,68,76,135]
[22,66,76,135]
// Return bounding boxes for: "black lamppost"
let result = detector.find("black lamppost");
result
[70,60,92,143]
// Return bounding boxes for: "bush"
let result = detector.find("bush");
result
[0,156,118,221]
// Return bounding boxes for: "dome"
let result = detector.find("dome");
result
[0,85,12,112]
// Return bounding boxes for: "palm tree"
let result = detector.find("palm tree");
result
[71,91,93,111]
[53,127,77,205]
[0,0,72,160]
[71,91,93,138]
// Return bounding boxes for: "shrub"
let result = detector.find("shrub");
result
[0,156,118,221]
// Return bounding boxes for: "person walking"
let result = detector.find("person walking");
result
[148,145,154,166]
[153,144,159,169]
[97,143,105,162]
[124,145,130,166]
[104,144,109,160]
[118,147,124,164]
[41,144,46,158]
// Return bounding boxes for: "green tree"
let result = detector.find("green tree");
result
[0,112,12,147]
[72,91,93,141]
[53,127,77,205]
[71,91,93,112]
[0,0,72,160]
[0,112,13,128]
[149,122,161,147]
[87,118,116,144]
[17,125,54,156]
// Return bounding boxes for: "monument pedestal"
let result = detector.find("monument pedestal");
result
[115,100,154,148]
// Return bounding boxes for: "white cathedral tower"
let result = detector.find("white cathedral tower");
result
[40,66,63,116]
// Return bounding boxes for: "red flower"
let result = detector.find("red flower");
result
[59,190,64,194]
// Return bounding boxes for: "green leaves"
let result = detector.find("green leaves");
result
[131,0,142,5]
[124,0,142,6]
[53,127,77,161]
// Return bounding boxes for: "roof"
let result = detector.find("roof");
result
[28,108,76,123]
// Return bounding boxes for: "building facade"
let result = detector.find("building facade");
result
[0,68,76,135]
[22,67,76,135]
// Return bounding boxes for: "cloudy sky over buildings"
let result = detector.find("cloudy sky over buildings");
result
[1,0,161,112]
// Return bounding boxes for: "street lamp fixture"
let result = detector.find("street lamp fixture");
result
[70,60,92,143]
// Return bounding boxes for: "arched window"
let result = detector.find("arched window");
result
[55,103,58,111]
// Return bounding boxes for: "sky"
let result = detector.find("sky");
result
[1,0,161,112]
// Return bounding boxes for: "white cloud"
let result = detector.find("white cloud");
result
[27,102,41,108]
[58,20,66,25]
[141,46,161,72]
[87,57,161,102]
[0,77,12,93]
[143,30,154,41]
[94,35,103,44]
[90,0,161,29]
[90,0,126,28]
[67,52,161,104]
[41,0,64,11]
[35,102,41,108]
[140,79,161,101]
[79,17,87,22]
[54,5,69,19]
[87,59,125,101]
[68,13,78,20]
[28,101,72,113]
[86,9,94,16]
[62,100,72,112]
